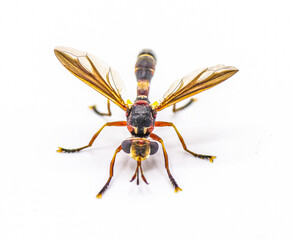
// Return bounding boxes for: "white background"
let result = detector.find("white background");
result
[1,0,292,239]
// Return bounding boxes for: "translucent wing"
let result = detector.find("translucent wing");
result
[154,64,238,111]
[54,46,128,111]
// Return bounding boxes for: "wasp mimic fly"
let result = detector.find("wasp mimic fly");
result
[54,47,238,198]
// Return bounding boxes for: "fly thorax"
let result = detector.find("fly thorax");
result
[127,101,155,137]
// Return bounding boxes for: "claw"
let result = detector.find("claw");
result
[209,156,216,163]
[57,147,63,153]
[56,147,80,153]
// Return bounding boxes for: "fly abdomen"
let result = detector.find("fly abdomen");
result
[135,49,156,98]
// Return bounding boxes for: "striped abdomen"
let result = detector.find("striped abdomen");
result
[135,49,156,98]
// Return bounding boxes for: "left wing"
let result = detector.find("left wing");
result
[54,46,129,111]
[153,65,238,111]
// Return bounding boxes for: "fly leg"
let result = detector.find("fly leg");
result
[150,133,182,193]
[155,121,216,162]
[89,99,112,116]
[172,98,197,113]
[96,145,122,198]
[57,121,127,153]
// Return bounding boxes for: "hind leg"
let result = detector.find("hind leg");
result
[172,98,197,113]
[89,99,112,116]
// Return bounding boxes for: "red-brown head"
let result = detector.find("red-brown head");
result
[121,138,158,161]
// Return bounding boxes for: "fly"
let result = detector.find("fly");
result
[54,47,238,198]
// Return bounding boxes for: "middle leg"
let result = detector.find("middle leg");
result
[155,121,216,162]
[57,121,127,153]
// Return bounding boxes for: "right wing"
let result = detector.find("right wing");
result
[54,46,129,111]
[153,64,238,111]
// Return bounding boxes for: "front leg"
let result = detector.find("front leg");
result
[155,121,215,162]
[57,121,127,153]
[150,133,182,193]
[96,145,122,199]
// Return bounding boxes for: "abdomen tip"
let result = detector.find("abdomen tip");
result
[138,49,156,60]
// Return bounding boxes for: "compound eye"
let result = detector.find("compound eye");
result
[121,140,132,154]
[150,141,159,155]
